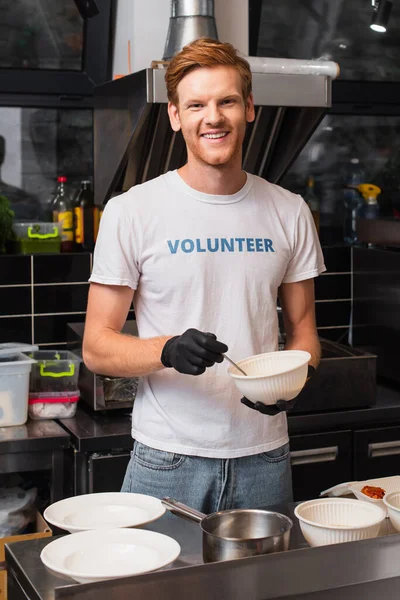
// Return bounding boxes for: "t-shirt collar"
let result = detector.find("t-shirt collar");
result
[167,169,254,205]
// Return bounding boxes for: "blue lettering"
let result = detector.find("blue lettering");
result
[221,238,234,252]
[255,238,264,252]
[167,240,179,254]
[196,239,206,252]
[246,238,255,252]
[264,239,275,252]
[235,238,245,252]
[207,238,219,252]
[182,239,195,253]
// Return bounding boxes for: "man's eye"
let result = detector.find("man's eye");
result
[190,104,203,109]
[222,99,235,105]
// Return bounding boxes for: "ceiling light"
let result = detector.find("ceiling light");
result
[370,0,392,32]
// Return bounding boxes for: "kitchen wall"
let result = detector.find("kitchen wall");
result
[0,246,350,347]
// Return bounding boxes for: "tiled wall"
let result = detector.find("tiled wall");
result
[314,246,351,344]
[0,246,351,347]
[0,253,91,347]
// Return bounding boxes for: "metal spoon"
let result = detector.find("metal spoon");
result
[223,354,248,376]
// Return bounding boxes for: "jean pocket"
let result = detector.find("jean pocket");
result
[133,441,186,471]
[260,442,290,464]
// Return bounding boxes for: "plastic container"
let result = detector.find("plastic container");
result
[29,391,79,420]
[29,351,82,393]
[0,353,36,427]
[12,221,62,254]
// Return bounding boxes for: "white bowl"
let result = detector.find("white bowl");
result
[44,492,166,533]
[227,350,310,405]
[294,498,386,547]
[383,491,400,531]
[40,528,181,583]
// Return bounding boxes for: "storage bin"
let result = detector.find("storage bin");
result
[29,391,80,420]
[29,351,82,393]
[0,354,36,427]
[12,221,62,254]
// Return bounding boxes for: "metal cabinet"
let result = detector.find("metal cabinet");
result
[290,430,352,501]
[74,451,131,495]
[354,426,400,481]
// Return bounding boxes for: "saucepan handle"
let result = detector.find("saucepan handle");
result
[161,497,207,524]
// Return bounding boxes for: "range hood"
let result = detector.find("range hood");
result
[93,1,338,206]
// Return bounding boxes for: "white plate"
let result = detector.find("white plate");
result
[40,528,181,583]
[44,493,166,532]
[320,476,400,513]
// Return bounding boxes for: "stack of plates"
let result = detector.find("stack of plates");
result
[41,492,180,583]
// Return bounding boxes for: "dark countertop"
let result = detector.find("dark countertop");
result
[5,503,399,600]
[59,381,400,452]
[288,381,400,435]
[0,419,70,454]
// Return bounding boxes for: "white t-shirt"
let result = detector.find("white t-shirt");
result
[90,170,326,458]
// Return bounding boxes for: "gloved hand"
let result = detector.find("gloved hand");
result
[241,364,316,416]
[161,328,228,376]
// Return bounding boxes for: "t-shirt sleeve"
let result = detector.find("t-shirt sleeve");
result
[282,199,326,283]
[89,198,140,290]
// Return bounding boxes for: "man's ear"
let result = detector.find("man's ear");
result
[168,102,181,132]
[246,93,255,124]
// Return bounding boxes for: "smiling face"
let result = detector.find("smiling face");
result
[168,66,255,171]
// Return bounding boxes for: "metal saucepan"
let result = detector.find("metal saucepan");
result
[161,497,293,563]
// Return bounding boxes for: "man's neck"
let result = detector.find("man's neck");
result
[178,161,247,196]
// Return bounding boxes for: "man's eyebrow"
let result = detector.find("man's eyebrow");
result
[183,93,241,107]
[183,99,204,106]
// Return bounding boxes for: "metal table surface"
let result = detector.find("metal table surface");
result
[5,502,398,600]
[58,406,132,453]
[0,420,70,502]
[5,502,307,600]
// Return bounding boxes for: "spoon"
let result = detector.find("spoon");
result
[223,354,248,376]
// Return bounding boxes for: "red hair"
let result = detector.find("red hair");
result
[165,38,252,105]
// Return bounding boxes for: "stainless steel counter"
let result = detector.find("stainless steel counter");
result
[5,503,399,600]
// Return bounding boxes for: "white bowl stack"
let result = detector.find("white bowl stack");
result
[294,498,386,547]
[227,350,310,405]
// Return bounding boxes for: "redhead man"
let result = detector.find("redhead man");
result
[84,38,325,512]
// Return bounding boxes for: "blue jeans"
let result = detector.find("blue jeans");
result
[121,441,293,514]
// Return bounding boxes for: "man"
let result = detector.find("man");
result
[84,38,325,513]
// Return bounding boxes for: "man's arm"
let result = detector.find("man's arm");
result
[83,283,171,377]
[278,278,321,369]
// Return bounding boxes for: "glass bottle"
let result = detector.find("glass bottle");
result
[304,176,320,234]
[52,176,74,252]
[343,158,365,245]
[74,180,98,251]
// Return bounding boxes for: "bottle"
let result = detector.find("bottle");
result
[73,180,98,251]
[304,176,320,233]
[357,184,381,219]
[52,176,74,252]
[343,158,365,245]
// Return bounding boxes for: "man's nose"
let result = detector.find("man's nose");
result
[204,103,224,125]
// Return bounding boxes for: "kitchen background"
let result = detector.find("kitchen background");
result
[3,0,394,349]
[0,0,400,544]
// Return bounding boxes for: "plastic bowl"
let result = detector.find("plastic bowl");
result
[294,498,386,547]
[383,491,400,531]
[227,350,310,405]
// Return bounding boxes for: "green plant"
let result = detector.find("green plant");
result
[0,194,14,253]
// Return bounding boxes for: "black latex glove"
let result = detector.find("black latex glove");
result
[241,365,316,416]
[161,328,228,376]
